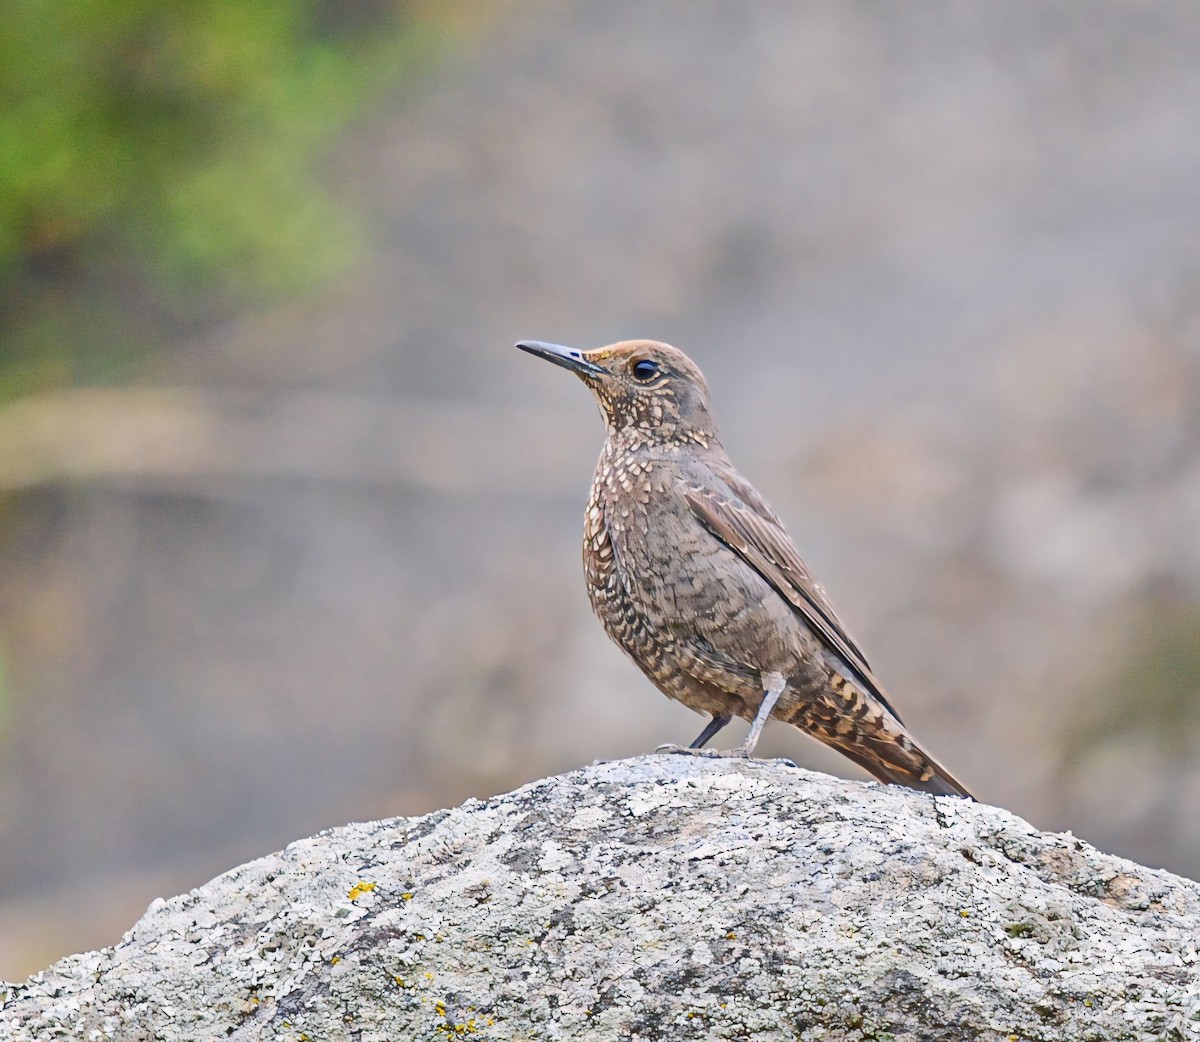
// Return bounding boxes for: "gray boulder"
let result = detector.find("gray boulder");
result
[2,757,1198,1040]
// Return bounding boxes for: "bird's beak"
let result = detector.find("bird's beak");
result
[516,340,606,378]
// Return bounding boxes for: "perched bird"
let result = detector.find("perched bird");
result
[516,339,972,799]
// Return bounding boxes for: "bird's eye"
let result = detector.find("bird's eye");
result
[632,359,660,382]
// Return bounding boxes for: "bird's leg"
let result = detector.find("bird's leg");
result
[735,671,786,757]
[690,712,733,748]
[654,713,732,755]
[656,675,790,762]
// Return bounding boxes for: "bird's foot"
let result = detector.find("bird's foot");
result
[707,747,753,759]
[653,743,719,756]
[652,744,796,768]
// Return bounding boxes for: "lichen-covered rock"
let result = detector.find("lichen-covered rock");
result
[2,757,1199,1041]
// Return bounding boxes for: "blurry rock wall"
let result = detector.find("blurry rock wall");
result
[1,0,1199,977]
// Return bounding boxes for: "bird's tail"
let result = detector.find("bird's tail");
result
[782,672,974,798]
[830,730,974,799]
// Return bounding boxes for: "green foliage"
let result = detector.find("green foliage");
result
[0,0,443,397]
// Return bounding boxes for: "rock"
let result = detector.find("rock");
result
[2,757,1198,1041]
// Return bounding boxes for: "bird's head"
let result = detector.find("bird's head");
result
[516,339,719,446]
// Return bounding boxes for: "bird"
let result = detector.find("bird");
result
[515,338,973,799]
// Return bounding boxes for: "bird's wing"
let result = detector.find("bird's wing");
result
[684,469,905,725]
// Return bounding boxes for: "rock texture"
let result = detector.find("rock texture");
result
[2,757,1199,1041]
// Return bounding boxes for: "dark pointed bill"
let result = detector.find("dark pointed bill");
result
[516,340,606,377]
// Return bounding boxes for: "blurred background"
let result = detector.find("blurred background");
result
[2,0,1199,980]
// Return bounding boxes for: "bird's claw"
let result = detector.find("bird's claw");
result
[653,744,798,768]
[653,743,710,756]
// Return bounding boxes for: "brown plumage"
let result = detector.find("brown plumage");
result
[516,338,972,799]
